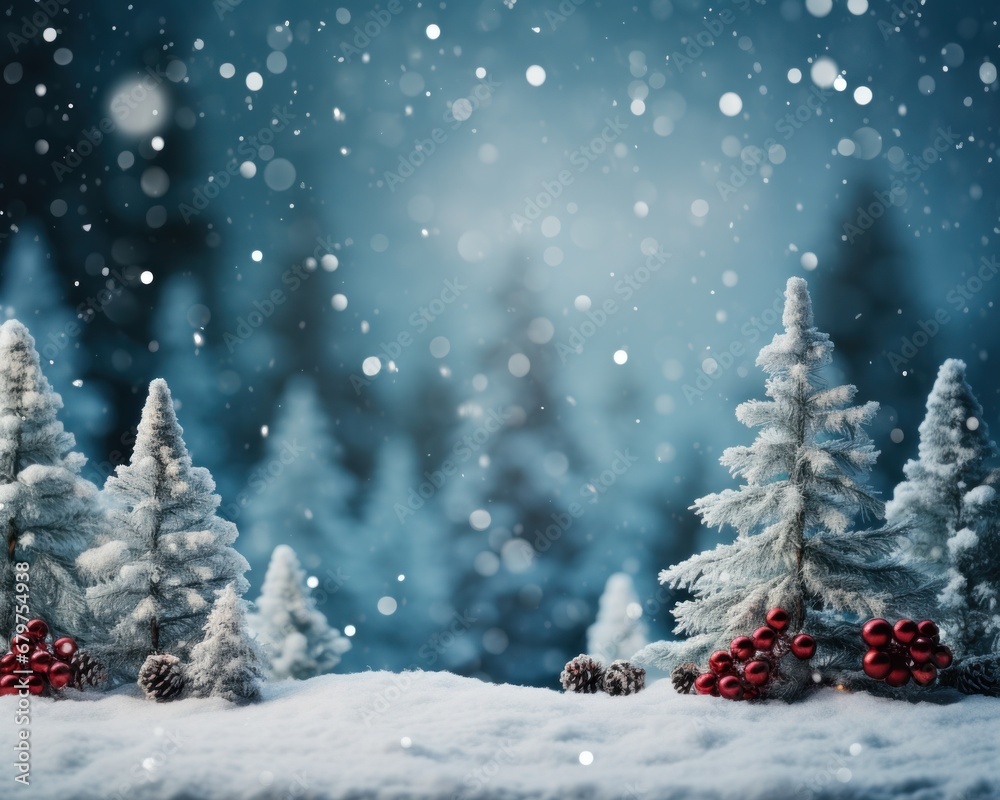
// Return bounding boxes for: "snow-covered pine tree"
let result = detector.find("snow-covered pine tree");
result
[886,359,997,570]
[633,278,931,683]
[77,378,249,683]
[940,479,1000,655]
[587,573,648,664]
[250,544,350,680]
[0,320,102,641]
[189,583,266,703]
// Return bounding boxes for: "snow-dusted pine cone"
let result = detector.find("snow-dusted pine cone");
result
[138,653,186,702]
[940,654,1000,697]
[70,649,107,690]
[671,662,701,695]
[603,660,646,696]
[560,654,605,694]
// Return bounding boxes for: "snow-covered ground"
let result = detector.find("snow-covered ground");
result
[16,671,998,800]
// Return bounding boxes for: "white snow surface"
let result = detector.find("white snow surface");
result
[14,671,999,800]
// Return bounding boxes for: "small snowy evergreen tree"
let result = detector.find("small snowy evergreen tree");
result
[939,478,1000,656]
[0,320,101,640]
[250,545,350,680]
[189,583,266,703]
[886,359,997,569]
[634,278,931,680]
[587,573,648,664]
[77,378,249,683]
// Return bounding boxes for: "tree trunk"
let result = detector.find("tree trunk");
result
[151,616,160,654]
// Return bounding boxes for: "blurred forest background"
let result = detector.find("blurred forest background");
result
[1,0,998,686]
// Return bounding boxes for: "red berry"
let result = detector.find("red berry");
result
[52,637,78,661]
[729,636,756,661]
[742,687,760,701]
[916,620,939,642]
[48,662,73,690]
[708,650,734,675]
[718,675,744,700]
[790,633,817,660]
[893,619,918,645]
[694,673,718,695]
[932,645,953,670]
[752,627,777,651]
[0,653,17,674]
[0,674,20,696]
[25,674,45,696]
[885,656,911,688]
[909,637,934,665]
[765,608,790,632]
[29,650,53,674]
[25,619,49,641]
[861,618,893,648]
[911,662,938,687]
[862,649,892,680]
[744,659,771,686]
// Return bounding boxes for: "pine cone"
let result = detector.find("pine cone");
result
[940,654,1000,697]
[603,660,646,696]
[70,650,107,690]
[560,654,605,694]
[671,662,701,695]
[138,654,186,702]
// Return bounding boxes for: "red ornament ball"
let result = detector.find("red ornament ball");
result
[909,637,934,665]
[48,662,73,690]
[729,636,756,662]
[862,649,892,680]
[790,633,817,660]
[708,650,734,675]
[25,619,49,642]
[717,674,744,700]
[916,620,939,642]
[765,608,790,632]
[0,653,17,674]
[932,645,954,670]
[24,674,45,696]
[744,659,771,686]
[52,637,78,661]
[29,650,54,674]
[752,626,777,651]
[861,618,893,648]
[885,656,912,688]
[893,619,919,645]
[911,662,938,687]
[10,633,33,655]
[694,673,718,695]
[0,675,20,696]
[742,687,761,701]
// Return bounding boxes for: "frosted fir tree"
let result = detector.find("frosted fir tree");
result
[189,583,266,703]
[243,377,357,598]
[587,573,648,664]
[250,545,350,680]
[886,359,997,570]
[0,320,102,640]
[0,224,107,458]
[634,278,931,681]
[77,379,250,683]
[351,436,455,671]
[939,478,1000,656]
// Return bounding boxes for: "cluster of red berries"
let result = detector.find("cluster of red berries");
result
[693,608,816,701]
[0,619,79,696]
[860,618,953,688]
